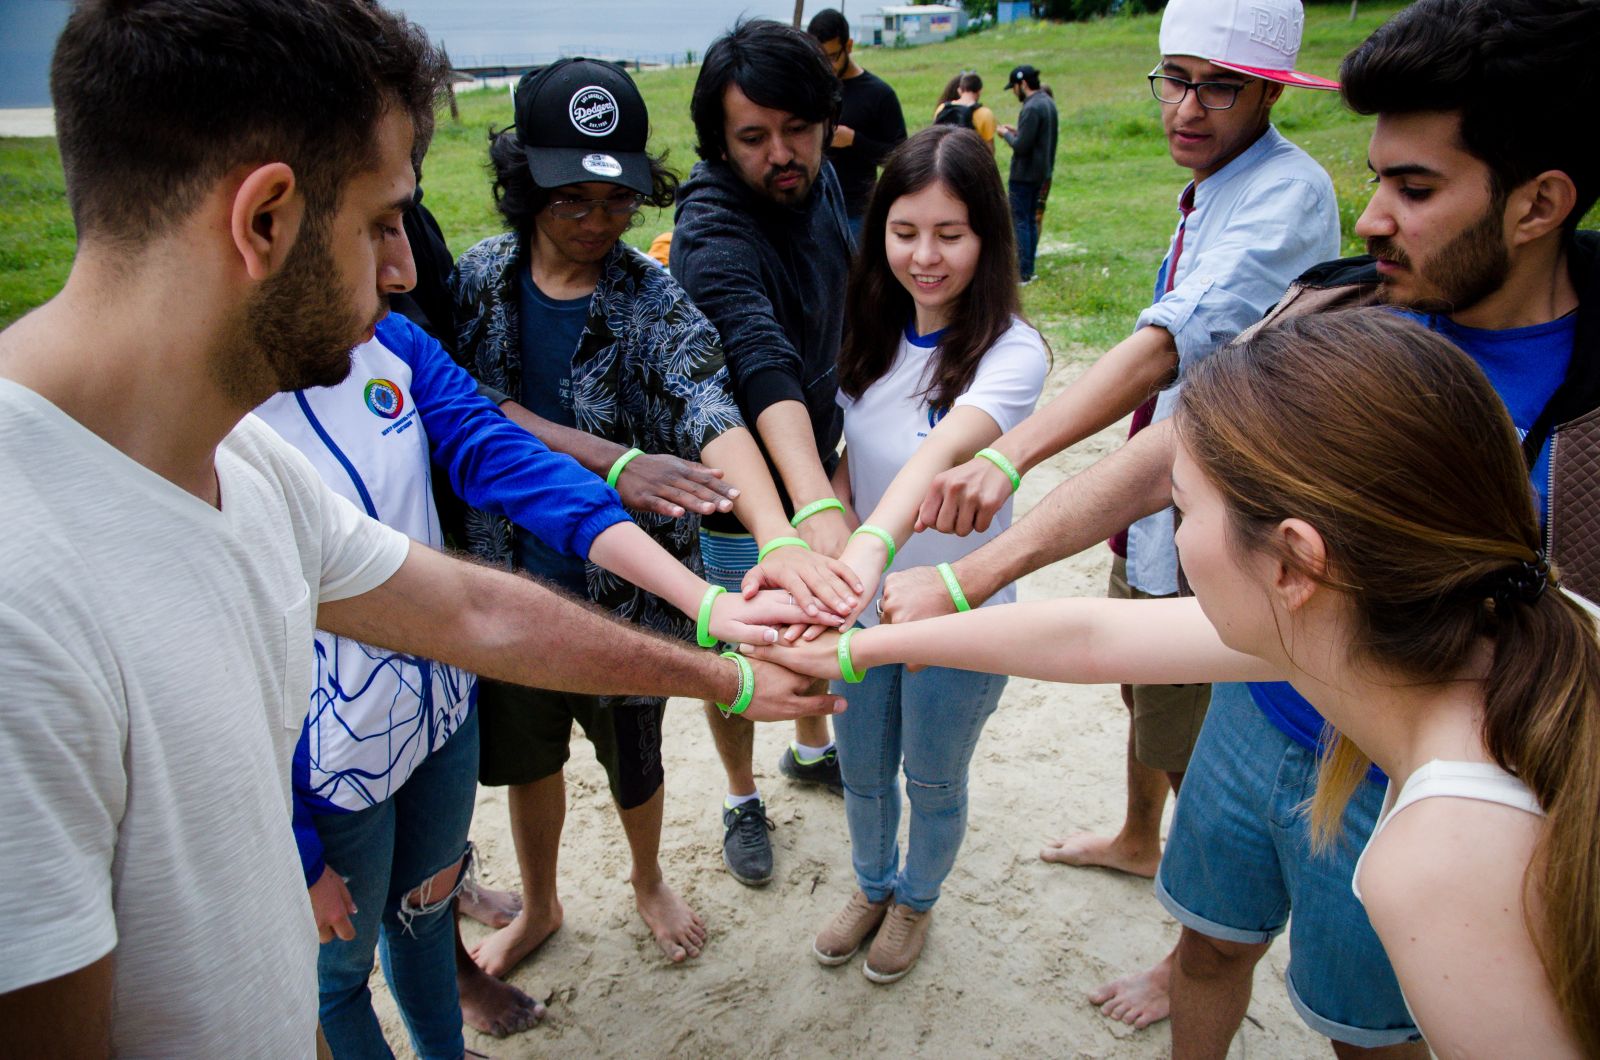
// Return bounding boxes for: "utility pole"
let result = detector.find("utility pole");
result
[793,0,805,27]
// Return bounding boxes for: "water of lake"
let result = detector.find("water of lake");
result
[0,0,812,109]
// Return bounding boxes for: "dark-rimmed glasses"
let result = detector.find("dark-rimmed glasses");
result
[547,192,645,221]
[1147,67,1256,111]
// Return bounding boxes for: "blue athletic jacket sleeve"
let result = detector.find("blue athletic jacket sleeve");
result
[377,314,630,558]
[292,727,326,887]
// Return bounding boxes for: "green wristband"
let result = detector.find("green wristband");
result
[696,584,726,649]
[790,497,845,528]
[605,447,645,489]
[850,524,896,572]
[975,447,1022,493]
[758,536,811,563]
[936,562,972,612]
[837,627,866,684]
[718,650,754,715]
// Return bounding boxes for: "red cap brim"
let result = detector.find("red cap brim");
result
[1210,60,1340,91]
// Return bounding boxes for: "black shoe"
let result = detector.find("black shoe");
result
[722,799,775,886]
[778,745,843,795]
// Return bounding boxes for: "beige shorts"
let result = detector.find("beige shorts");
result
[1107,555,1211,773]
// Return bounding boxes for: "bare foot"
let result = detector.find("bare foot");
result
[457,956,545,1038]
[1087,952,1173,1029]
[632,874,706,963]
[459,882,523,929]
[1039,832,1160,878]
[469,900,563,979]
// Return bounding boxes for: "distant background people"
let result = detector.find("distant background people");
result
[997,64,1058,283]
[934,71,996,153]
[807,8,908,238]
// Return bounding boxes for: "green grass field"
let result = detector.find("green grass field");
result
[4,3,1590,350]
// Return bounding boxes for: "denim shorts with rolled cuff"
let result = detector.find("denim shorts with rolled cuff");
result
[1153,680,1422,1047]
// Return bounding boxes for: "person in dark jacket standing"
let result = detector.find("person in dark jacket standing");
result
[999,63,1058,282]
[808,8,908,238]
[673,19,864,888]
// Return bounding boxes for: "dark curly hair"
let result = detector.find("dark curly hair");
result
[487,126,678,238]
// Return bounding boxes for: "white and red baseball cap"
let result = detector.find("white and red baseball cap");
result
[1158,0,1339,91]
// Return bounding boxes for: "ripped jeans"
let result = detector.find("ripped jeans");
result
[314,707,479,1060]
[831,661,1007,911]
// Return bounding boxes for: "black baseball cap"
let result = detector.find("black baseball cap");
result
[513,58,652,194]
[1005,64,1040,88]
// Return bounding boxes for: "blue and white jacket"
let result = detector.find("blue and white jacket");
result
[255,314,631,884]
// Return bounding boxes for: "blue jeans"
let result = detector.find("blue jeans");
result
[1155,682,1421,1047]
[1008,179,1041,280]
[830,660,1007,911]
[315,708,480,1059]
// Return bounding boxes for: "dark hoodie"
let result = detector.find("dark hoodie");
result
[672,158,852,525]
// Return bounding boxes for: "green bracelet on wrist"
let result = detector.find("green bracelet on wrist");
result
[757,536,811,563]
[850,524,896,572]
[790,497,845,528]
[605,447,645,489]
[936,562,972,612]
[718,650,754,716]
[837,627,866,684]
[975,447,1022,494]
[696,584,727,648]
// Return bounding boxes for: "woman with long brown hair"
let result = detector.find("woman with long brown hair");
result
[805,123,1048,984]
[750,310,1599,1054]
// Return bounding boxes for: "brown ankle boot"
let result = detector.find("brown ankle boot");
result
[863,902,932,984]
[813,891,891,966]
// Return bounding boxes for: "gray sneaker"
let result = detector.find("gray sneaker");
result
[721,799,775,886]
[777,745,843,795]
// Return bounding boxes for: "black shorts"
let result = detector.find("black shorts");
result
[476,680,666,810]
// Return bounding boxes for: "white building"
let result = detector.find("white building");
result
[856,4,968,47]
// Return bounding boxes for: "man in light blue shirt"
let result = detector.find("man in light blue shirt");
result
[892,0,1339,1029]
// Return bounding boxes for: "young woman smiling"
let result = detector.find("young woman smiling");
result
[808,124,1049,983]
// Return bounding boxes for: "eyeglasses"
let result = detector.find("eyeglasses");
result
[546,192,645,221]
[1147,68,1257,111]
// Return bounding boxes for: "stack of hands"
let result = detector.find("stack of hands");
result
[653,453,1007,714]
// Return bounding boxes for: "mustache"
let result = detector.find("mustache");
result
[764,162,805,186]
[1367,236,1410,269]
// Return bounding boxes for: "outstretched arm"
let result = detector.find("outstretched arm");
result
[318,541,844,722]
[916,326,1176,537]
[883,417,1179,623]
[745,596,1278,688]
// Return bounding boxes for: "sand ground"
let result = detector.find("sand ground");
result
[372,359,1326,1059]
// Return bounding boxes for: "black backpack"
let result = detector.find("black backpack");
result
[934,102,977,130]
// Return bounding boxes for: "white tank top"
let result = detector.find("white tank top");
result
[1352,760,1543,901]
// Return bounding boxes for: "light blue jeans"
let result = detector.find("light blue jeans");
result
[315,708,479,1060]
[830,659,1008,911]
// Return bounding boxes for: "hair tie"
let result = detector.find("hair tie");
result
[1492,552,1553,610]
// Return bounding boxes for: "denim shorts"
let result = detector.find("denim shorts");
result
[699,528,758,593]
[1154,681,1422,1047]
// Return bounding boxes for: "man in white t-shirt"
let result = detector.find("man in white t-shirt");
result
[0,3,840,1055]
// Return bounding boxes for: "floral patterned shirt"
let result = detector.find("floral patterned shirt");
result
[451,233,744,639]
